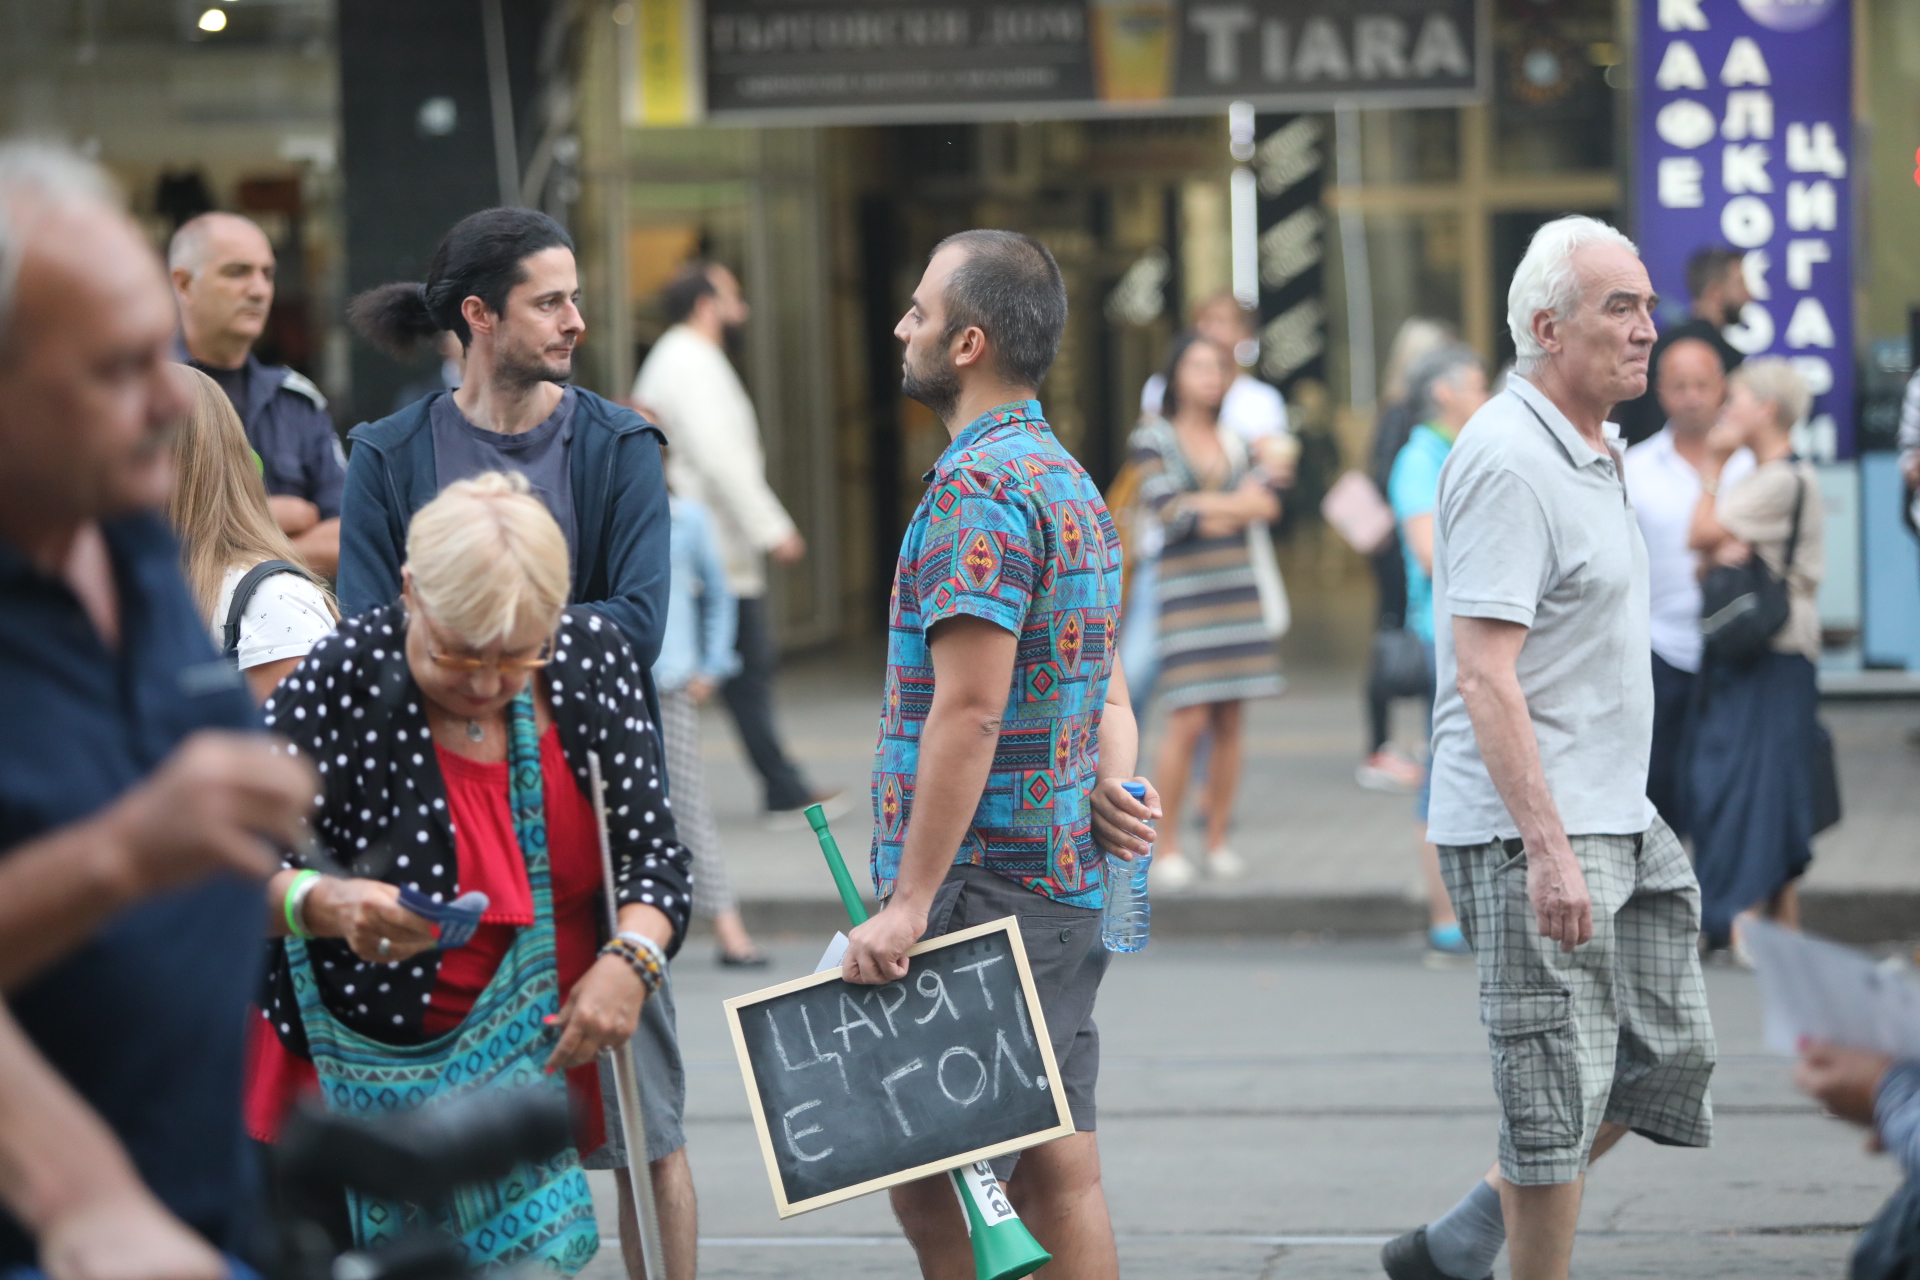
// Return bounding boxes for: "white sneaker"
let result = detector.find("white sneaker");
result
[1148,852,1197,891]
[1204,847,1246,880]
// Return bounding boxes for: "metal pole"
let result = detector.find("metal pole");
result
[1229,101,1259,310]
[588,752,667,1279]
[1333,100,1377,414]
[480,0,522,206]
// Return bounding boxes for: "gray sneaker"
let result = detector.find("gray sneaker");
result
[1380,1227,1490,1280]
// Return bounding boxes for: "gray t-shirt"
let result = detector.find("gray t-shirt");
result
[1428,375,1655,846]
[430,388,579,558]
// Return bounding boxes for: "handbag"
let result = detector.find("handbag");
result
[1371,627,1432,700]
[1320,470,1396,555]
[1245,520,1291,640]
[284,688,600,1274]
[1700,470,1805,669]
[1811,716,1843,834]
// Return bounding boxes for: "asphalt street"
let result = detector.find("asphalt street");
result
[584,936,1902,1279]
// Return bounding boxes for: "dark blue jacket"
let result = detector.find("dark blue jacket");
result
[337,389,671,672]
[242,354,346,518]
[179,344,345,519]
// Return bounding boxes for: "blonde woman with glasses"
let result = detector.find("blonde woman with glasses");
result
[244,472,699,1279]
[166,365,336,702]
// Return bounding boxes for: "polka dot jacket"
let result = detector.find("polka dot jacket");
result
[258,603,693,1058]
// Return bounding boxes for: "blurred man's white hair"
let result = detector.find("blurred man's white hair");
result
[0,141,117,361]
[1507,215,1639,377]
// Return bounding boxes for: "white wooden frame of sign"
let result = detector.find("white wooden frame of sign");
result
[722,915,1076,1218]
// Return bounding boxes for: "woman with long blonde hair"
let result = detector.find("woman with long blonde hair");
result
[167,365,336,701]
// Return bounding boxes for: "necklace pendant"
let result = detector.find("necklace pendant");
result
[465,719,486,743]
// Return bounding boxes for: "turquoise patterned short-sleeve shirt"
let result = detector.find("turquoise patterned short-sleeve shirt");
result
[871,400,1125,909]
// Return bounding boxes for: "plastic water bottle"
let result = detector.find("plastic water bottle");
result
[1101,781,1152,953]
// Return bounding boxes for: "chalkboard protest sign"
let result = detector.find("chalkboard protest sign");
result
[724,917,1073,1217]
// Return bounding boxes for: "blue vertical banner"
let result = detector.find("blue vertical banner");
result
[1636,0,1853,459]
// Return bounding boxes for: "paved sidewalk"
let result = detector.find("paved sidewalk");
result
[588,936,1900,1278]
[682,649,1920,942]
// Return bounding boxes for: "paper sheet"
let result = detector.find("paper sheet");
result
[1743,916,1920,1058]
[814,931,849,975]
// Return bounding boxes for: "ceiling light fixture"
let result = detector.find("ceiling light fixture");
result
[198,8,227,31]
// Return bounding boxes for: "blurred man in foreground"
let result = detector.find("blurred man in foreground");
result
[0,141,315,1278]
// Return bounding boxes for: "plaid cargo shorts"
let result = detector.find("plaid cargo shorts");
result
[1439,815,1716,1186]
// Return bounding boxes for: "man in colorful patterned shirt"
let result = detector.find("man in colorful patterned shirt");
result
[843,230,1158,1279]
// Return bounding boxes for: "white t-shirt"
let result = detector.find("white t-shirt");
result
[1622,428,1754,674]
[1140,372,1289,442]
[210,564,336,671]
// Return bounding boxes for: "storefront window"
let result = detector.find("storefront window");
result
[1366,212,1467,361]
[1359,109,1460,186]
[1491,0,1617,174]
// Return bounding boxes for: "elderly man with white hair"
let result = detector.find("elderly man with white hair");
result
[1380,217,1716,1280]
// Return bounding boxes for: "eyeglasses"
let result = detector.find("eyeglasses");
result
[413,604,554,673]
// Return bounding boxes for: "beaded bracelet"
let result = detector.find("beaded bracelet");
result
[617,930,667,980]
[599,932,664,995]
[283,869,321,940]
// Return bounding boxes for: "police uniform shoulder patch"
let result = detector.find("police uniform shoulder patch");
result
[279,369,328,411]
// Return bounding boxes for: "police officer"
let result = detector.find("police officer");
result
[169,212,342,575]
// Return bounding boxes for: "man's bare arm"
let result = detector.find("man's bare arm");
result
[1452,615,1592,950]
[1404,513,1435,575]
[843,615,1016,983]
[0,1002,226,1280]
[1091,656,1159,859]
[0,733,315,991]
[266,496,318,536]
[290,518,340,579]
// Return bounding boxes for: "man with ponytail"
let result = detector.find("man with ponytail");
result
[340,207,671,684]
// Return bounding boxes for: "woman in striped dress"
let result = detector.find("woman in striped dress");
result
[1130,333,1285,888]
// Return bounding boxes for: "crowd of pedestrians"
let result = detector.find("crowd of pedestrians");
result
[1128,331,1284,887]
[632,262,844,830]
[0,123,1906,1280]
[1383,342,1487,958]
[1357,317,1454,793]
[1111,293,1295,888]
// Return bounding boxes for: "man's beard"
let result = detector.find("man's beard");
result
[497,340,572,390]
[901,343,960,421]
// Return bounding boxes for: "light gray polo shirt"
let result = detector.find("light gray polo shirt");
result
[1428,375,1655,846]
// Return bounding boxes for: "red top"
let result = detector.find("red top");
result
[246,725,609,1154]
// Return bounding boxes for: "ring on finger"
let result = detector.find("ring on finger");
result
[378,937,393,960]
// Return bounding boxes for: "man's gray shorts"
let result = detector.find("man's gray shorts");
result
[582,969,686,1168]
[1439,816,1715,1186]
[923,864,1108,1169]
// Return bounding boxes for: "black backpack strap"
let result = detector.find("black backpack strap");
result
[223,559,304,661]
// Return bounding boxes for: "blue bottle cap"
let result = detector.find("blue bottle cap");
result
[1120,781,1147,800]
